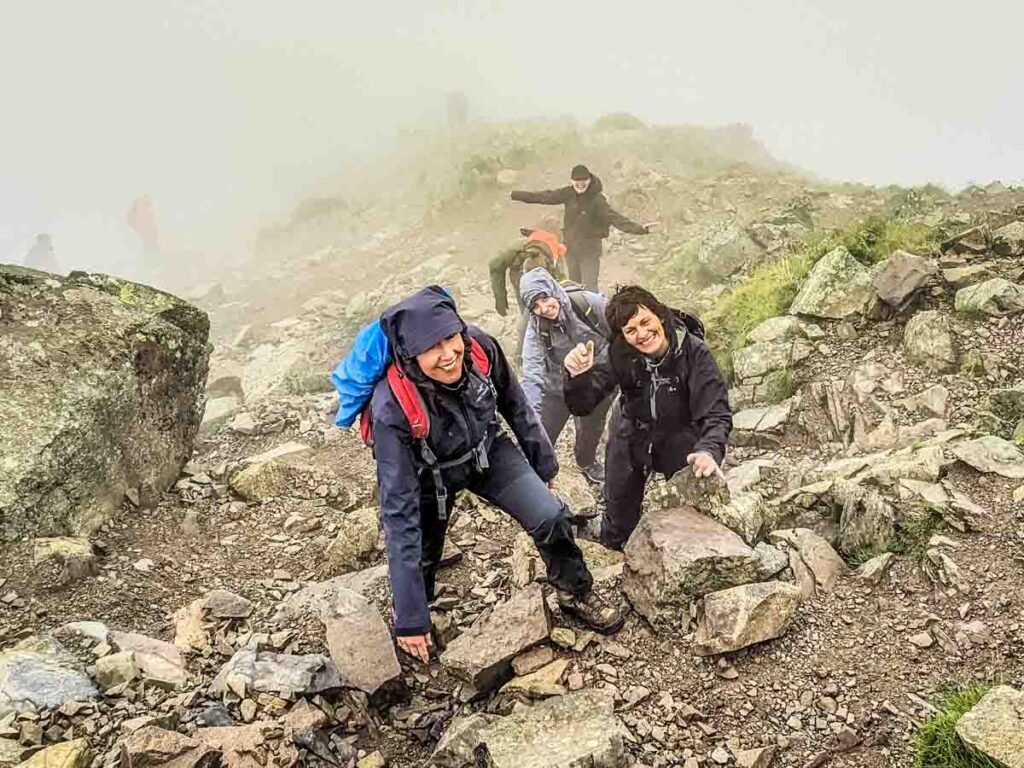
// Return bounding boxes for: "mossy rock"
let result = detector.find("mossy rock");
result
[0,267,209,543]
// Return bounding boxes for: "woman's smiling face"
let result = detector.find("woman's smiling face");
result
[621,305,668,356]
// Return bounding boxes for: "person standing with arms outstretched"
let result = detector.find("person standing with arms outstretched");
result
[511,165,655,291]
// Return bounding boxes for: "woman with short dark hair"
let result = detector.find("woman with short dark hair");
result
[562,285,733,550]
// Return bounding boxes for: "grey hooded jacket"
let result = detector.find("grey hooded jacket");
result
[518,267,609,413]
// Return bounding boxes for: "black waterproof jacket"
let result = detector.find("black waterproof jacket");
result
[372,288,557,636]
[511,174,647,246]
[564,308,732,476]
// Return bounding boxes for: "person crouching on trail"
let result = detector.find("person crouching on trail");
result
[519,267,614,486]
[561,285,733,551]
[369,287,624,663]
[488,228,567,357]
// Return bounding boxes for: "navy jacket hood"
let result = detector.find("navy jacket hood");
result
[379,286,465,359]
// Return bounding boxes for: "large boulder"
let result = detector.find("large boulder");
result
[476,689,626,768]
[108,631,188,689]
[992,221,1024,257]
[324,507,382,574]
[955,278,1024,316]
[789,246,874,319]
[990,386,1024,425]
[320,588,401,697]
[623,507,763,626]
[693,581,802,656]
[439,583,550,694]
[872,251,937,312]
[211,650,343,698]
[0,268,209,542]
[951,436,1024,479]
[15,739,91,768]
[0,636,98,717]
[732,340,812,382]
[678,221,761,283]
[902,311,957,372]
[955,686,1024,768]
[768,528,847,594]
[121,726,218,768]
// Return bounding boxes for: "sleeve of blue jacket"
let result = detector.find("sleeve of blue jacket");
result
[370,383,432,637]
[519,318,547,416]
[472,329,559,483]
[331,320,391,428]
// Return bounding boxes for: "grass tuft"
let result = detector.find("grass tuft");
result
[891,506,946,562]
[915,685,1002,768]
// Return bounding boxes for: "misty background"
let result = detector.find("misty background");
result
[3,0,1022,281]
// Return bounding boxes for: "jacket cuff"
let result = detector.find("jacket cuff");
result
[395,622,431,638]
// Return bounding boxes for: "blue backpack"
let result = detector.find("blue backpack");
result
[330,320,391,428]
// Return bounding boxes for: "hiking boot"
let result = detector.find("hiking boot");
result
[577,461,605,485]
[556,589,625,634]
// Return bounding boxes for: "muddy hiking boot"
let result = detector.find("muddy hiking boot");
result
[577,461,605,485]
[557,589,625,634]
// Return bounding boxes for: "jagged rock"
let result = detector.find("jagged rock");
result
[511,647,555,677]
[0,268,209,543]
[991,386,1024,426]
[653,467,731,514]
[213,650,342,698]
[324,507,382,574]
[439,583,550,694]
[955,278,1024,316]
[0,636,98,717]
[708,492,767,546]
[577,539,624,583]
[898,384,950,418]
[732,341,812,381]
[955,685,1024,768]
[270,565,389,625]
[476,689,625,767]
[902,311,956,372]
[321,588,401,696]
[15,739,90,768]
[872,251,937,311]
[693,581,802,656]
[500,659,569,698]
[430,713,499,768]
[173,601,210,653]
[951,436,1024,478]
[992,221,1024,257]
[681,220,761,283]
[753,543,789,580]
[769,529,847,593]
[508,532,538,589]
[1,739,30,766]
[195,723,298,768]
[789,246,874,319]
[747,316,820,344]
[732,399,795,446]
[203,590,254,619]
[243,442,312,466]
[121,726,218,768]
[855,553,895,585]
[94,651,140,688]
[834,481,896,553]
[942,264,995,289]
[229,461,298,503]
[736,746,776,768]
[925,548,968,593]
[200,396,241,437]
[108,631,188,689]
[552,466,597,518]
[725,459,777,495]
[623,507,763,626]
[31,538,98,583]
[229,413,258,436]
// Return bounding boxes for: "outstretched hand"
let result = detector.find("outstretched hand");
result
[686,451,720,479]
[564,340,595,377]
[397,633,432,665]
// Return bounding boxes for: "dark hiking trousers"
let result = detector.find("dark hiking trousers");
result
[419,435,593,601]
[600,405,650,550]
[566,239,602,291]
[540,392,613,469]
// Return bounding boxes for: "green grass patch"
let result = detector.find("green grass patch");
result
[701,251,814,379]
[891,506,946,561]
[915,685,1001,768]
[843,546,888,568]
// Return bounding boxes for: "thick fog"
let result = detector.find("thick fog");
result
[2,0,1022,279]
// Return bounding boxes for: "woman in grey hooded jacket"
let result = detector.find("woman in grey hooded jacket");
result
[519,268,615,484]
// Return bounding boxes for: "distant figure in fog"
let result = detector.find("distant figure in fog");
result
[24,234,60,274]
[511,165,656,291]
[126,195,160,256]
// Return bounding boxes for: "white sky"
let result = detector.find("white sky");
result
[2,0,1022,272]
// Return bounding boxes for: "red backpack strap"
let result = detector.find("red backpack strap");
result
[359,406,374,446]
[386,361,430,439]
[468,337,491,376]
